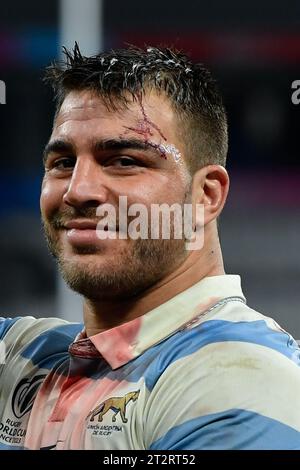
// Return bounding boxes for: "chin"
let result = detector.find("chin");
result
[57,253,160,301]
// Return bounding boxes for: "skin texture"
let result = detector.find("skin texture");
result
[41,89,229,336]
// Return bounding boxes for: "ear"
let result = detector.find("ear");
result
[191,165,229,226]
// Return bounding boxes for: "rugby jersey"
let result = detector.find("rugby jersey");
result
[1,274,300,450]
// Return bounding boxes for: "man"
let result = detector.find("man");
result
[1,44,300,450]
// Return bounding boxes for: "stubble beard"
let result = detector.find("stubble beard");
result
[42,220,187,302]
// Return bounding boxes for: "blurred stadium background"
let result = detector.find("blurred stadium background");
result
[0,0,299,336]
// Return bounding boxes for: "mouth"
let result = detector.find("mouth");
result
[63,219,119,246]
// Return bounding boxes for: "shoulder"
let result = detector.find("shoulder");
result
[144,301,300,449]
[151,298,300,376]
[0,315,83,364]
[182,298,299,365]
[161,299,300,388]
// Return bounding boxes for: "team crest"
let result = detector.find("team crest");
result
[87,390,140,423]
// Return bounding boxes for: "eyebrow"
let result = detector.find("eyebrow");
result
[43,137,163,165]
[43,139,73,164]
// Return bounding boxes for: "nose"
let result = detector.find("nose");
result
[63,157,109,209]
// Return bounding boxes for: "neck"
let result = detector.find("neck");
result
[83,223,225,337]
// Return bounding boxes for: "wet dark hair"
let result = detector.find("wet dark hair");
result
[44,43,228,173]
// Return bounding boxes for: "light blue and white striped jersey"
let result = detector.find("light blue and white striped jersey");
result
[1,275,300,450]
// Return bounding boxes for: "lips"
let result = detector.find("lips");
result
[64,220,98,230]
[63,219,119,246]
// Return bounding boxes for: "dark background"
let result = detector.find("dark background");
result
[0,0,299,335]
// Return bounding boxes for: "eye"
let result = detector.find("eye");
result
[49,157,76,170]
[106,157,140,167]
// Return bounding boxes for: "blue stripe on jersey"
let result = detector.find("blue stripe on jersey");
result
[11,318,300,386]
[0,442,24,450]
[150,409,300,450]
[21,323,83,370]
[117,319,300,390]
[0,317,21,339]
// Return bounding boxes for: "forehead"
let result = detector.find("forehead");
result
[53,89,178,141]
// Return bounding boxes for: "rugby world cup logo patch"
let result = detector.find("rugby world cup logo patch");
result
[11,374,46,418]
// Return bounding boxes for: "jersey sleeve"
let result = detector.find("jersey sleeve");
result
[0,317,21,338]
[0,315,73,380]
[0,317,21,366]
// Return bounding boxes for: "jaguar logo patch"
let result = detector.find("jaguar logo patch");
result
[87,390,140,424]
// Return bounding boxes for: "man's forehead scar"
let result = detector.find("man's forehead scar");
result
[119,93,183,163]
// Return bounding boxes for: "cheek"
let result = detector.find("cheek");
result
[127,174,186,206]
[40,177,64,218]
[149,182,186,206]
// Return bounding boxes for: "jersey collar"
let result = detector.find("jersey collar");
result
[69,275,245,369]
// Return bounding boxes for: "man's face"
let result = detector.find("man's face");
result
[40,89,192,300]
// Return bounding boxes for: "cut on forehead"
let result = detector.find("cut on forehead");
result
[53,88,179,144]
[52,89,178,147]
